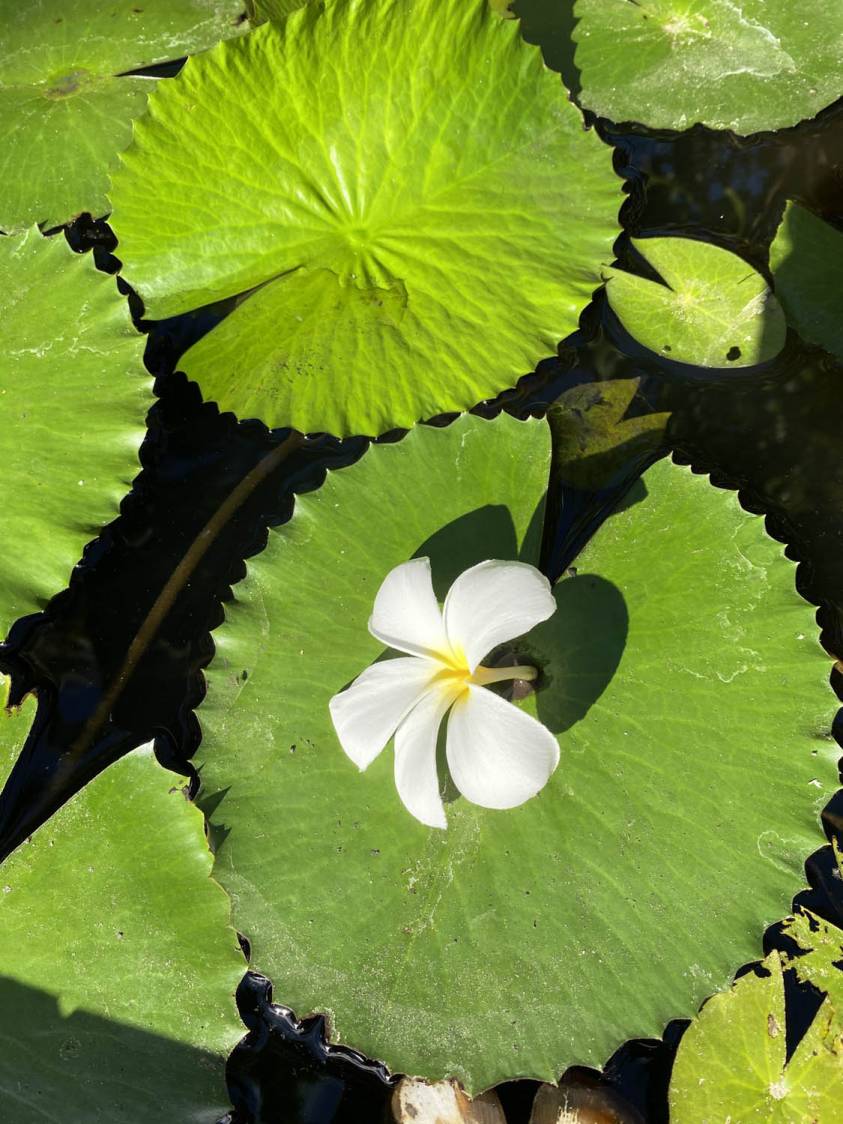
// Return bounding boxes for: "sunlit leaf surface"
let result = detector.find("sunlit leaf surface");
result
[0,0,246,231]
[0,675,244,1123]
[0,229,150,640]
[670,953,843,1122]
[573,0,843,134]
[110,0,620,437]
[604,236,785,368]
[195,414,835,1090]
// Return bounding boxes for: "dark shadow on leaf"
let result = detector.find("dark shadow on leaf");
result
[530,573,628,736]
[519,496,546,568]
[512,0,581,101]
[0,976,234,1122]
[412,504,518,600]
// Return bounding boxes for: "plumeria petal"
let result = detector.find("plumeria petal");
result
[368,557,453,661]
[443,559,556,672]
[446,684,560,810]
[329,656,441,770]
[394,682,462,829]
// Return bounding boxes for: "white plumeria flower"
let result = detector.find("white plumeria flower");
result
[329,557,560,829]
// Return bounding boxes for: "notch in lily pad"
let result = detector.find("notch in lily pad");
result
[604,236,786,370]
[109,0,621,438]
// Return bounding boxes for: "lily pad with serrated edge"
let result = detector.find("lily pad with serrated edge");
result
[0,228,151,641]
[669,953,843,1123]
[194,411,837,1092]
[770,200,843,363]
[573,0,843,135]
[109,0,621,438]
[0,675,244,1123]
[604,236,786,368]
[0,0,246,232]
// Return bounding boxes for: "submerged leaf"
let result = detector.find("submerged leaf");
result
[770,201,843,362]
[573,0,843,135]
[0,675,244,1123]
[110,0,620,437]
[195,413,835,1091]
[0,229,150,640]
[670,953,843,1123]
[0,0,246,231]
[604,237,785,368]
[547,377,669,489]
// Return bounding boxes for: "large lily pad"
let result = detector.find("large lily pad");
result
[573,0,843,135]
[195,412,836,1091]
[0,229,151,641]
[0,0,246,232]
[604,237,785,368]
[669,953,843,1123]
[770,201,843,363]
[109,0,620,437]
[0,675,244,1122]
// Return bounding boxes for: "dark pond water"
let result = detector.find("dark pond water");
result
[1,26,842,1124]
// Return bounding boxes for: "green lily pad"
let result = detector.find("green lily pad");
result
[669,953,843,1123]
[605,236,786,368]
[0,0,246,232]
[109,0,620,437]
[0,675,244,1122]
[573,0,843,135]
[770,201,843,362]
[195,412,836,1091]
[0,228,151,641]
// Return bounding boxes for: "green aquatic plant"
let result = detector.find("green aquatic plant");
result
[0,0,840,1117]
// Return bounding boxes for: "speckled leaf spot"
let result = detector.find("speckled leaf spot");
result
[0,229,151,641]
[109,0,621,437]
[0,0,247,232]
[573,0,843,135]
[195,413,837,1091]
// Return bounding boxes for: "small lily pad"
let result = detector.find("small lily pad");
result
[770,201,843,362]
[0,0,246,231]
[0,675,244,1123]
[670,953,843,1123]
[0,229,151,640]
[195,413,836,1091]
[605,236,786,368]
[110,0,621,437]
[573,0,843,135]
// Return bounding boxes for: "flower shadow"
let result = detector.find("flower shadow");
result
[530,572,628,737]
[411,503,521,599]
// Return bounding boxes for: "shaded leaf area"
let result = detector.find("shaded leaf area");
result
[604,236,785,368]
[669,953,843,1122]
[770,201,843,362]
[0,106,841,1121]
[573,0,843,135]
[0,227,150,641]
[0,0,247,231]
[0,679,244,1123]
[110,0,620,436]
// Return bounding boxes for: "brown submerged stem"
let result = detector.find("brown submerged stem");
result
[69,430,305,759]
